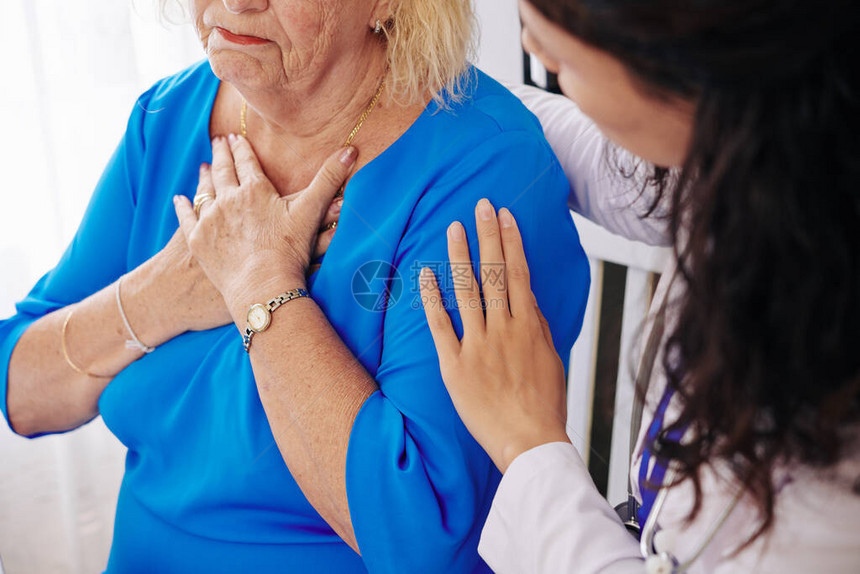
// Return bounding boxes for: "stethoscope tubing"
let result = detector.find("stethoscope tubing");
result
[639,465,745,573]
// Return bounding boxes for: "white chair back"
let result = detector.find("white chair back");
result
[567,215,669,504]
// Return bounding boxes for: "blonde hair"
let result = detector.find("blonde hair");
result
[382,0,477,107]
[157,0,476,107]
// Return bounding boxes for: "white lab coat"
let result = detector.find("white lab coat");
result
[477,85,860,573]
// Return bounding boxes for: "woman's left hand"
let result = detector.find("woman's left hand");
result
[419,200,572,474]
[173,134,356,317]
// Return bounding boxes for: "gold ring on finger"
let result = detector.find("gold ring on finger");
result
[320,220,338,233]
[193,194,214,216]
[193,193,214,208]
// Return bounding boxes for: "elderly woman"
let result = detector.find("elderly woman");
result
[0,0,589,572]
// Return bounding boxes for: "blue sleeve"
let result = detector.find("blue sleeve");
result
[0,88,151,435]
[344,131,591,572]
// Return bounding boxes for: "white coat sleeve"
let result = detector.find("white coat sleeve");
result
[478,441,643,574]
[507,84,672,247]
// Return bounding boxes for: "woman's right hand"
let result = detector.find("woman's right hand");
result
[133,168,344,342]
[121,170,236,344]
[148,227,234,334]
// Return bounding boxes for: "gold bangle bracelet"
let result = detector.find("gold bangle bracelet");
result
[61,308,110,379]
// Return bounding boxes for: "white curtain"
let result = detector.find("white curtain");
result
[0,1,521,572]
[0,2,201,573]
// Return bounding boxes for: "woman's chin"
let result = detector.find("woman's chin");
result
[207,51,273,91]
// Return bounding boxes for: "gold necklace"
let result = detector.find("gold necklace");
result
[239,69,387,146]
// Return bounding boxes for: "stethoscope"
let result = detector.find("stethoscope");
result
[620,277,745,574]
[637,465,744,574]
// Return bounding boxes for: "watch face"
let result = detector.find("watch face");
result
[247,304,271,332]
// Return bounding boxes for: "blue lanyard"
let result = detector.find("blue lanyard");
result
[637,386,685,527]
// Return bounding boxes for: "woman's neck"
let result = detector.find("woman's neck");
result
[249,50,387,136]
[233,46,390,192]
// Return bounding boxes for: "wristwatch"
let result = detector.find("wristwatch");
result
[242,288,310,352]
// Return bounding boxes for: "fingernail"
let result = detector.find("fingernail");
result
[477,198,494,221]
[172,195,179,204]
[448,221,465,241]
[335,198,344,207]
[421,267,433,279]
[499,208,514,228]
[340,146,357,166]
[227,133,237,145]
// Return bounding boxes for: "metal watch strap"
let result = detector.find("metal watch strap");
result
[242,288,309,352]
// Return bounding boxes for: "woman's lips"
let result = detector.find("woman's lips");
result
[215,27,269,46]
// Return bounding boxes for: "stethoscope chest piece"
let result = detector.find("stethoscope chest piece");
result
[645,552,679,574]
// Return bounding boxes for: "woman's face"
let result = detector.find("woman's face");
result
[519,1,694,168]
[191,0,383,91]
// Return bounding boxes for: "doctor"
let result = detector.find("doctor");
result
[419,0,860,572]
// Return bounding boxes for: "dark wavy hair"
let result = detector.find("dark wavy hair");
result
[527,0,860,544]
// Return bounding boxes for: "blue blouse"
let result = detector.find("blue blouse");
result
[0,60,590,573]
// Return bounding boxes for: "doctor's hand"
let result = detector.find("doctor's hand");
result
[419,199,572,474]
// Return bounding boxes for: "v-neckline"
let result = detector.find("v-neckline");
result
[195,61,448,280]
